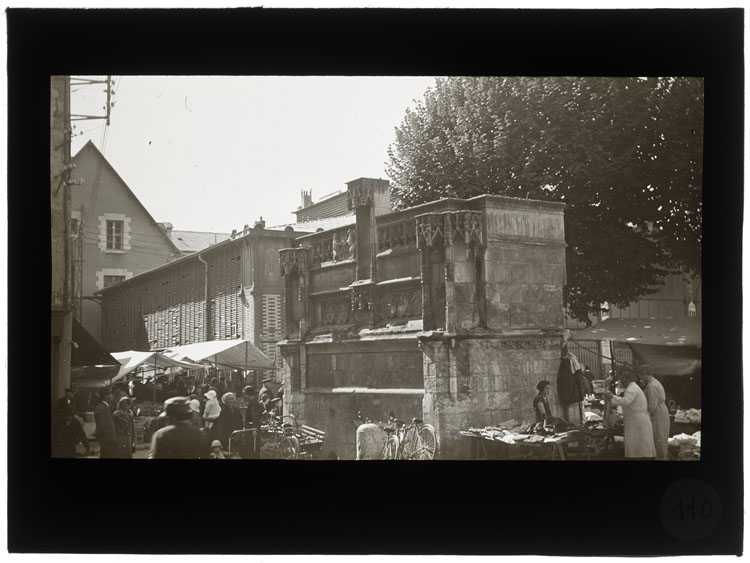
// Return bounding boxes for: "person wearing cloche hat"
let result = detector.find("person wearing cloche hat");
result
[188,398,202,429]
[209,439,225,459]
[202,389,222,442]
[113,396,135,458]
[219,392,243,450]
[148,397,210,459]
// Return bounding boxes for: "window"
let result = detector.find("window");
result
[106,220,124,250]
[103,275,126,288]
[98,213,131,252]
[96,268,132,291]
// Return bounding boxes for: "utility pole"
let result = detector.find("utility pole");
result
[69,76,115,330]
[51,75,73,405]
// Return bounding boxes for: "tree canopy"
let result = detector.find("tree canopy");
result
[386,77,703,323]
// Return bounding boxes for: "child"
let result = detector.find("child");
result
[209,439,225,459]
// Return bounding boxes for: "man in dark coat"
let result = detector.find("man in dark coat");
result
[149,397,211,459]
[55,387,76,412]
[94,388,117,458]
[52,406,89,458]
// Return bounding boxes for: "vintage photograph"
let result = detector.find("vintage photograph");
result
[51,75,703,462]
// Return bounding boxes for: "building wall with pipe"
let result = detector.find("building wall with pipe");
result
[98,226,300,382]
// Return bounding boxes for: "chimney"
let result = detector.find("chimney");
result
[299,189,313,210]
[158,222,173,235]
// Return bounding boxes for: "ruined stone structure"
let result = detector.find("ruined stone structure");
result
[278,178,568,459]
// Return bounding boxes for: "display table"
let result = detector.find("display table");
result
[460,428,595,460]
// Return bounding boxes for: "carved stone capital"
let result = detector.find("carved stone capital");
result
[347,183,374,209]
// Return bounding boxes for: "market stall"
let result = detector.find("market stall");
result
[460,418,624,460]
[572,317,701,460]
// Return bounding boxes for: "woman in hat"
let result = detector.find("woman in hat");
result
[533,380,553,423]
[113,396,135,458]
[202,389,222,441]
[219,392,244,450]
[605,370,656,459]
[188,399,202,429]
[638,365,671,460]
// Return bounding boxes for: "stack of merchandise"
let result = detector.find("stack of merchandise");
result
[673,408,701,424]
[668,430,701,460]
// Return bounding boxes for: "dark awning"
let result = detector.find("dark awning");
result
[71,319,118,368]
[572,317,701,347]
[628,342,701,376]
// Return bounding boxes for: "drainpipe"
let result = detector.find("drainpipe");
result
[198,253,209,341]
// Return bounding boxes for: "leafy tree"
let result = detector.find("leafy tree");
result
[386,77,703,323]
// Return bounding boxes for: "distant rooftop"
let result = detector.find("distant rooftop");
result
[270,213,356,233]
[168,229,231,253]
[293,190,350,222]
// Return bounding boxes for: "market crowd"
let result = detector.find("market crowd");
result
[51,376,281,460]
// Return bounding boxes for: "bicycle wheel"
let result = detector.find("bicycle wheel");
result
[278,436,300,460]
[408,424,437,460]
[382,435,399,460]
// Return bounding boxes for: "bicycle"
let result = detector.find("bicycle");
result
[358,410,437,460]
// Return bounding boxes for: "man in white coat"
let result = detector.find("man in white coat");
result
[638,364,671,460]
[605,370,656,459]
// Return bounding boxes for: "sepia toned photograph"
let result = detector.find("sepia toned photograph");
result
[11,5,741,556]
[51,75,703,462]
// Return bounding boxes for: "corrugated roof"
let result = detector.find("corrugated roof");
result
[293,191,350,221]
[169,230,231,253]
[271,213,356,233]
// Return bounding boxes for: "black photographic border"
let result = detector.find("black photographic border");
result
[8,7,743,555]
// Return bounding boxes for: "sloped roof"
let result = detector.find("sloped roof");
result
[271,213,356,233]
[72,141,180,254]
[169,230,231,253]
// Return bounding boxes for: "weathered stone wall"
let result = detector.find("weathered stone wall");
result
[421,334,564,459]
[306,349,423,389]
[297,391,423,459]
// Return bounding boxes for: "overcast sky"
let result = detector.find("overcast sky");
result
[70,75,436,232]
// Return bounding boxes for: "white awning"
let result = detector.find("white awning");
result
[110,350,204,382]
[165,339,273,370]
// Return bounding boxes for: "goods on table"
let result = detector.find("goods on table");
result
[673,408,701,424]
[668,430,701,460]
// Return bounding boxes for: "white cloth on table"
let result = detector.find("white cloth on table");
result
[609,382,656,458]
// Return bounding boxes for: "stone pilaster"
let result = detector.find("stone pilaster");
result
[279,246,311,339]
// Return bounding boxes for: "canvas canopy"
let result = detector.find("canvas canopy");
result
[110,351,204,382]
[572,317,701,377]
[573,317,701,347]
[165,339,273,370]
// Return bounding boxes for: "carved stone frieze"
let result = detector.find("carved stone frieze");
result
[416,210,484,249]
[375,288,422,320]
[279,247,310,276]
[321,299,350,325]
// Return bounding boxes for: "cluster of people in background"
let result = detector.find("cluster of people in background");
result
[147,375,281,459]
[51,373,282,460]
